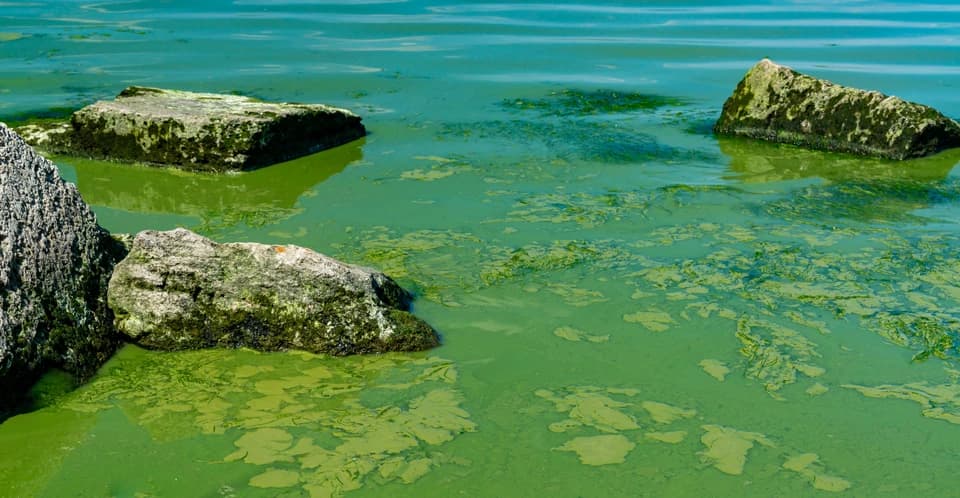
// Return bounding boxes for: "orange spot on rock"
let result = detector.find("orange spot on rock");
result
[273,245,286,253]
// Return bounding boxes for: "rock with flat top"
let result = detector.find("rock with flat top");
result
[108,228,439,355]
[714,59,960,160]
[20,86,365,171]
[0,124,123,410]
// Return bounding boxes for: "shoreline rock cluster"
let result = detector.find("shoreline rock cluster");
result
[0,120,433,414]
[4,61,960,413]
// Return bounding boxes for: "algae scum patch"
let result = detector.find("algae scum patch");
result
[532,386,851,491]
[334,176,960,382]
[5,346,475,498]
[439,88,716,164]
[500,89,687,117]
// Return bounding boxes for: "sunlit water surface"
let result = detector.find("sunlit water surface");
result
[3,1,960,496]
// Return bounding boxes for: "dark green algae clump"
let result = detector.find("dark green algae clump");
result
[440,88,715,164]
[501,88,687,117]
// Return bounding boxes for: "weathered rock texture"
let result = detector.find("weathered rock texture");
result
[108,228,438,354]
[714,59,960,160]
[20,86,366,171]
[0,124,123,409]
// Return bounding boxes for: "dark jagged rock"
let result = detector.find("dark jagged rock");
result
[0,124,123,411]
[108,228,439,355]
[17,86,366,172]
[714,59,960,160]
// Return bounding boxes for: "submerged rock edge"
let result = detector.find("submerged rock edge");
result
[714,59,960,160]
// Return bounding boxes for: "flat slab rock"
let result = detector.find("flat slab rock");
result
[108,228,438,355]
[0,124,122,410]
[714,59,960,160]
[20,86,365,171]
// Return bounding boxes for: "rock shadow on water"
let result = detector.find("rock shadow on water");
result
[65,137,364,232]
[719,137,960,224]
[719,136,960,185]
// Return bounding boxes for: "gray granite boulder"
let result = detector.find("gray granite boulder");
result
[0,124,123,410]
[108,228,438,355]
[19,86,365,172]
[714,59,960,160]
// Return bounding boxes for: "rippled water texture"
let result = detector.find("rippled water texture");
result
[3,1,960,496]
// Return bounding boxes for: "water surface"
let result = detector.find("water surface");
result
[3,1,960,496]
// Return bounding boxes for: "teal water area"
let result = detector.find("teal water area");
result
[4,1,960,496]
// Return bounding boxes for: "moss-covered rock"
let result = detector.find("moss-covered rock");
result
[22,86,366,172]
[714,59,960,160]
[0,124,124,413]
[107,228,438,355]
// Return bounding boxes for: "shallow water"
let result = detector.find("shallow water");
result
[3,1,960,496]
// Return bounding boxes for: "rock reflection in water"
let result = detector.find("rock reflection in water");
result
[719,136,960,185]
[65,137,364,231]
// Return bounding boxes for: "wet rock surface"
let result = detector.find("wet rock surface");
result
[714,59,960,160]
[0,124,123,410]
[19,86,366,171]
[108,228,439,355]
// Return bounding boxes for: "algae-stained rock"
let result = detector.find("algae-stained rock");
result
[107,228,438,354]
[64,86,365,171]
[0,124,123,410]
[714,59,960,160]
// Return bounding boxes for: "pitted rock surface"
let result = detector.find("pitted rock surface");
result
[0,124,122,409]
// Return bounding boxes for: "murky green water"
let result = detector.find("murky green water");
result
[4,1,960,496]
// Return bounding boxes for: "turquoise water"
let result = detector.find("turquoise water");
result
[4,1,960,496]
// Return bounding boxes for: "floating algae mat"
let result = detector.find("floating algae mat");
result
[0,347,475,497]
[5,0,960,496]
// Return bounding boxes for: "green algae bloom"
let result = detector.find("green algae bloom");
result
[555,434,636,466]
[699,359,731,382]
[783,453,852,492]
[699,425,774,476]
[843,382,960,425]
[641,401,696,425]
[644,431,687,444]
[14,346,476,498]
[553,326,609,343]
[502,89,687,117]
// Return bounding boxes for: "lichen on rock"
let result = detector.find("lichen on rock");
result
[107,228,438,355]
[715,59,960,159]
[21,86,366,171]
